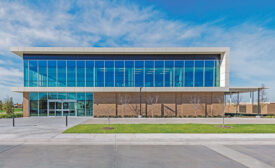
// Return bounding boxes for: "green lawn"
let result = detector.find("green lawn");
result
[64,124,275,133]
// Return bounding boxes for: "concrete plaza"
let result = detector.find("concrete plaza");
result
[1,117,275,167]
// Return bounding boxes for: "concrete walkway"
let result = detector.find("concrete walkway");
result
[1,117,275,145]
[83,117,275,124]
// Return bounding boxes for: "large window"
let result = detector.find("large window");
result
[195,60,204,87]
[95,61,104,87]
[24,60,29,87]
[67,61,76,87]
[145,61,154,87]
[105,61,114,87]
[38,61,47,87]
[48,60,56,87]
[135,61,144,87]
[77,61,85,87]
[86,61,94,87]
[125,61,134,87]
[205,60,214,87]
[29,60,38,87]
[164,61,174,87]
[29,92,93,117]
[175,61,184,87]
[57,61,66,87]
[23,55,220,88]
[155,61,164,87]
[115,61,124,87]
[185,60,194,87]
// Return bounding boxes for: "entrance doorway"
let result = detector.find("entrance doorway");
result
[47,100,77,116]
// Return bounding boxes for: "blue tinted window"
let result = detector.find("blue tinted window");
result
[57,61,66,87]
[86,61,94,87]
[77,61,85,87]
[38,61,47,87]
[205,60,214,87]
[115,61,124,87]
[86,93,93,116]
[164,61,174,87]
[67,93,76,100]
[77,93,85,116]
[48,92,57,99]
[67,61,76,87]
[48,60,56,87]
[95,61,104,87]
[39,92,47,116]
[175,61,184,87]
[29,60,38,87]
[185,61,194,87]
[134,61,144,87]
[105,60,114,87]
[125,61,134,87]
[145,61,154,87]
[195,60,204,87]
[29,92,38,116]
[155,61,164,87]
[215,60,220,87]
[58,92,67,99]
[24,60,29,87]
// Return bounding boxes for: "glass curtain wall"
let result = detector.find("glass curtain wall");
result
[29,92,93,117]
[24,58,220,87]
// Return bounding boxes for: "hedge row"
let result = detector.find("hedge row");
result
[0,113,23,118]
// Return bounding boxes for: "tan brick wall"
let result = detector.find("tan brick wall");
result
[267,103,275,114]
[224,103,275,115]
[93,92,224,117]
[23,92,29,117]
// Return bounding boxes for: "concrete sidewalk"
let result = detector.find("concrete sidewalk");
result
[2,133,275,145]
[83,117,275,124]
[1,117,275,145]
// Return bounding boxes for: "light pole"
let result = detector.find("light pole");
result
[139,87,143,118]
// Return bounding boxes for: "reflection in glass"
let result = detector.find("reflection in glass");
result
[105,61,114,87]
[155,61,164,87]
[145,61,154,87]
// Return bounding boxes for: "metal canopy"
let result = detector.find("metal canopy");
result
[228,87,268,94]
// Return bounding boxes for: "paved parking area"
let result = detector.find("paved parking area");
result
[0,145,249,168]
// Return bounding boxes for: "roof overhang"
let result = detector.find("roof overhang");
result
[228,87,268,94]
[10,47,230,57]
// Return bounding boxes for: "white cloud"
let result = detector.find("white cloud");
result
[0,0,274,102]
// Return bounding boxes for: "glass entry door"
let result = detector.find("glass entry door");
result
[47,100,77,116]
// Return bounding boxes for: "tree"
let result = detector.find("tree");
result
[259,84,268,113]
[0,100,2,111]
[231,94,242,115]
[146,94,159,118]
[215,96,226,128]
[119,94,130,117]
[189,96,204,117]
[3,97,14,114]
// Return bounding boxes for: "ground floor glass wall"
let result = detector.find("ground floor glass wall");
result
[29,92,93,117]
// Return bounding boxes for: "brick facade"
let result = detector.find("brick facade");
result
[23,92,29,117]
[93,92,225,117]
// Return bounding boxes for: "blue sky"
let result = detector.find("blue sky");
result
[0,0,274,103]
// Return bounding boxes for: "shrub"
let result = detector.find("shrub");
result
[3,97,14,114]
[0,100,2,111]
[0,113,23,118]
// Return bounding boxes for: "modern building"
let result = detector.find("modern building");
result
[10,47,263,117]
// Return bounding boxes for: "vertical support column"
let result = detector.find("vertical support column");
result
[258,88,260,116]
[23,92,30,117]
[229,92,232,105]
